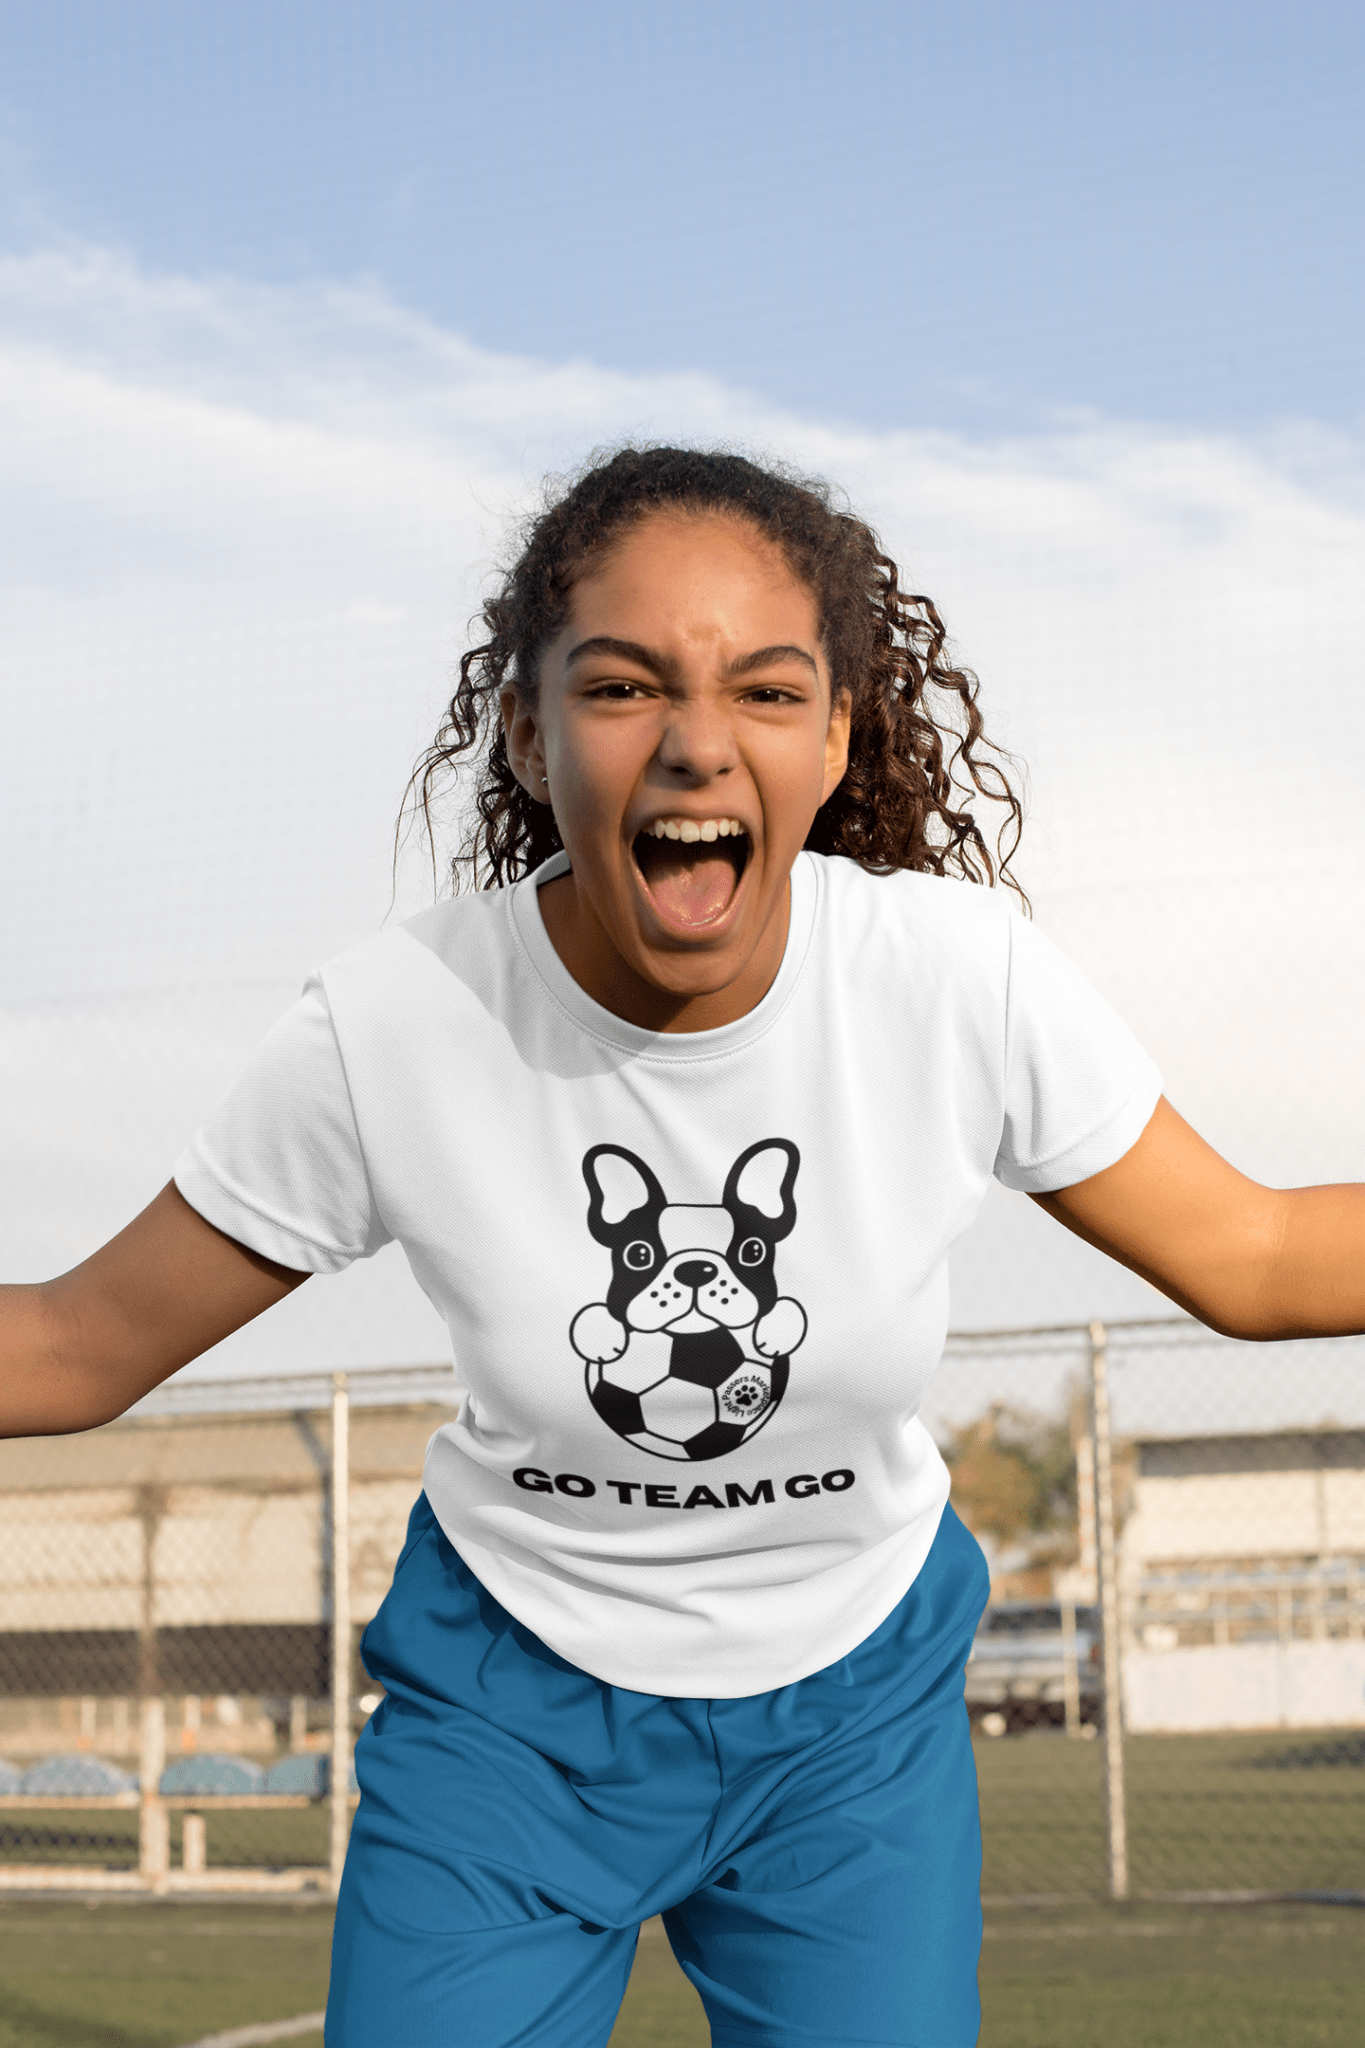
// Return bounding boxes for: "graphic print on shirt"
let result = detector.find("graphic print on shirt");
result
[569,1139,806,1462]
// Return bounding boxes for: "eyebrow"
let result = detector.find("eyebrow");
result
[565,636,819,678]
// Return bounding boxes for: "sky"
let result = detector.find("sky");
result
[1,3,1363,1417]
[3,1,1363,438]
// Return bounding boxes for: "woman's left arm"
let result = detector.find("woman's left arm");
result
[1032,1097,1365,1341]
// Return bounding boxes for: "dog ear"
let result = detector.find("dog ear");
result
[581,1145,665,1243]
[724,1140,800,1237]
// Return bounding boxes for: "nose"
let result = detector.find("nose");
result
[656,698,737,784]
[675,1260,718,1289]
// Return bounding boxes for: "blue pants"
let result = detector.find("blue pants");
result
[327,1496,989,2047]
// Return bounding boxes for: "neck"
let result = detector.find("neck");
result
[536,873,791,1032]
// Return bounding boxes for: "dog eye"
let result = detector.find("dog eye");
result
[737,1237,767,1267]
[624,1240,655,1270]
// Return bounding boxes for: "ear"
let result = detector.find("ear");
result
[820,688,852,806]
[582,1145,665,1242]
[724,1140,800,1237]
[500,686,553,805]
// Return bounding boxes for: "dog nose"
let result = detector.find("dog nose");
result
[675,1260,718,1288]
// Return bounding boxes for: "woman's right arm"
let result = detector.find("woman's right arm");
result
[0,1182,309,1438]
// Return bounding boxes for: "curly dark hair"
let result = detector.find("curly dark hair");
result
[406,445,1026,902]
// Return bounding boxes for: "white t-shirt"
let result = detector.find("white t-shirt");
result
[174,852,1160,1697]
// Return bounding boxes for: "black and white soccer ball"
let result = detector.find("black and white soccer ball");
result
[586,1326,790,1462]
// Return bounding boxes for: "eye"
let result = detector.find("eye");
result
[737,1237,767,1267]
[624,1240,655,1270]
[586,678,653,701]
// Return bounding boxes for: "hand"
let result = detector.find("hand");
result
[569,1302,628,1364]
[754,1297,807,1358]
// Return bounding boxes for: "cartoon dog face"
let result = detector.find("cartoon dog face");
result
[573,1139,807,1460]
[581,1139,800,1333]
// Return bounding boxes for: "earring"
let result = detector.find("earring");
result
[541,776,548,785]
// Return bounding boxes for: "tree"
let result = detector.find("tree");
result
[941,1401,1078,1552]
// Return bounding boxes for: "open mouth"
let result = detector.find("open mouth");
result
[632,818,750,929]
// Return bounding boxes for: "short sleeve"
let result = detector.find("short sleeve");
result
[994,914,1163,1194]
[173,975,391,1274]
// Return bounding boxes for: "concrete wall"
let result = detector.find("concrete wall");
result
[1120,1428,1365,1730]
[1125,1429,1365,1565]
[0,1402,449,1633]
[1125,1638,1365,1733]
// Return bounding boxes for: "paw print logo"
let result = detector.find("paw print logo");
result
[720,1372,771,1422]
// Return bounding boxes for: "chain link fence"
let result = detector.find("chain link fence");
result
[932,1320,1365,1905]
[1,1328,1362,1901]
[0,1366,457,1896]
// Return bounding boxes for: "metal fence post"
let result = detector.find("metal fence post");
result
[1060,1595,1081,1738]
[138,1695,168,1888]
[1090,1320,1129,1900]
[330,1372,351,1898]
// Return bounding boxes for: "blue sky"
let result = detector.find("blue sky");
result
[2,0,1362,436]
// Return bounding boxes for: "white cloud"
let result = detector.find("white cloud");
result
[2,246,1362,1369]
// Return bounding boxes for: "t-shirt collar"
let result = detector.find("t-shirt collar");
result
[509,849,819,1061]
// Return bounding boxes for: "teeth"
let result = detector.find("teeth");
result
[646,818,745,840]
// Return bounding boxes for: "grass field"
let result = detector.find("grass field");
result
[8,1725,1361,1896]
[976,1726,1365,1895]
[0,1726,1358,2044]
[1,1896,1363,2047]
[0,1899,331,2048]
[0,1807,330,1872]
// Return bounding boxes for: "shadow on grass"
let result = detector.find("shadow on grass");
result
[0,1826,136,1858]
[1250,1734,1365,1769]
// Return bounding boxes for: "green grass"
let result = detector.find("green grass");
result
[1123,1729,1365,1894]
[609,1904,1365,2048]
[0,1903,703,2048]
[979,1898,1365,2046]
[2,1898,1364,2047]
[974,1725,1365,1897]
[975,1729,1109,1895]
[0,1900,330,2046]
[610,1925,707,2047]
[0,1729,1360,2047]
[8,1727,1360,1896]
[0,1807,330,1871]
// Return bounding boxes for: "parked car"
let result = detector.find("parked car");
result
[965,1601,1102,1733]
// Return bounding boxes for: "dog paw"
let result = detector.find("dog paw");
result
[754,1297,806,1358]
[570,1303,628,1364]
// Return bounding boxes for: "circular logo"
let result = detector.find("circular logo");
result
[720,1372,771,1421]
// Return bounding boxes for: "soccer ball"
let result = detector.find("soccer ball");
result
[586,1325,790,1461]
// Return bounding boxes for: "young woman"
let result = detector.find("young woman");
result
[3,447,1362,2047]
